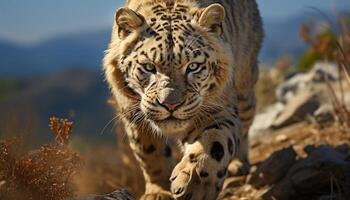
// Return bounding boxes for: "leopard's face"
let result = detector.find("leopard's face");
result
[107,2,232,134]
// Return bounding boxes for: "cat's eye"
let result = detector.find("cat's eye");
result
[186,63,201,73]
[142,63,156,73]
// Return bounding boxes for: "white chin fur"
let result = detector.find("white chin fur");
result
[150,119,191,137]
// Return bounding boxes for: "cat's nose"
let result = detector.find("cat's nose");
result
[157,88,183,111]
[157,96,182,111]
[162,102,181,111]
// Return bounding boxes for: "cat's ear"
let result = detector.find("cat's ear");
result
[115,7,144,39]
[197,3,225,35]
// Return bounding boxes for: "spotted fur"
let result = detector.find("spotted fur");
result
[103,0,263,199]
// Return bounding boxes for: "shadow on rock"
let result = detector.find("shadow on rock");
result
[248,144,350,200]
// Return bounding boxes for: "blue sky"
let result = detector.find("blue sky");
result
[0,0,349,45]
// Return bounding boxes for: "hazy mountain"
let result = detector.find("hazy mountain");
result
[0,30,111,76]
[261,15,309,63]
[0,68,115,141]
[31,30,111,69]
[0,40,29,75]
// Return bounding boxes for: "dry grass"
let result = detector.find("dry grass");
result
[256,56,290,110]
[0,117,81,200]
[0,116,145,200]
[300,13,350,129]
[73,137,144,198]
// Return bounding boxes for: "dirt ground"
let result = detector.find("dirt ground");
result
[73,122,350,200]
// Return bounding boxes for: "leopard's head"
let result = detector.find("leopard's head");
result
[104,1,233,135]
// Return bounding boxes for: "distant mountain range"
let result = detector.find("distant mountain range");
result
[0,68,115,141]
[0,11,340,76]
[0,30,111,76]
[261,15,309,63]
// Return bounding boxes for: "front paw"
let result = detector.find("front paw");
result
[141,190,174,200]
[170,155,222,200]
[170,160,198,199]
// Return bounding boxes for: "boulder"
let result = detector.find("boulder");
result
[249,147,297,188]
[249,102,285,138]
[250,62,343,137]
[276,73,309,103]
[72,189,135,200]
[335,144,350,155]
[264,145,350,200]
[305,145,349,168]
[289,146,350,196]
[310,62,339,82]
[276,62,338,103]
[262,179,294,200]
[272,89,320,128]
[312,104,334,124]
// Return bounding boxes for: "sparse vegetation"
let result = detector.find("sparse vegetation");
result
[299,12,350,129]
[298,24,338,72]
[0,117,81,200]
[256,56,290,110]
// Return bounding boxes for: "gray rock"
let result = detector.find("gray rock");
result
[72,189,135,200]
[265,145,350,199]
[276,73,309,103]
[306,145,348,166]
[272,90,320,128]
[313,104,334,124]
[262,179,294,200]
[335,144,350,155]
[289,145,350,190]
[311,62,339,82]
[249,102,285,138]
[276,62,338,103]
[291,167,333,191]
[318,195,342,200]
[249,147,297,188]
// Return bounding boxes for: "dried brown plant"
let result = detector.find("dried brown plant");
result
[49,117,74,147]
[0,117,81,200]
[300,13,350,129]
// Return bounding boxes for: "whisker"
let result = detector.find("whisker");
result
[100,103,140,136]
[99,115,119,136]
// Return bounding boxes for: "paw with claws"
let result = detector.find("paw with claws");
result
[170,154,224,200]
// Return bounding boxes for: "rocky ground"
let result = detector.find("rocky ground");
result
[220,123,350,200]
[74,123,350,200]
[221,62,350,200]
[72,63,350,200]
